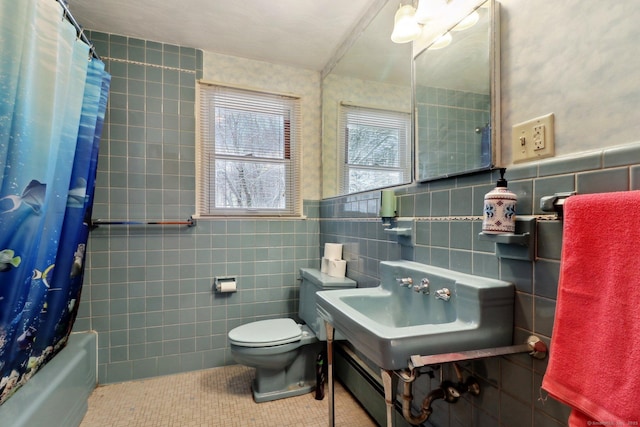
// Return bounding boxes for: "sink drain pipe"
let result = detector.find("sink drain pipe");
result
[398,363,480,426]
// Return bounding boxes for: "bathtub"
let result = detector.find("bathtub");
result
[0,331,97,427]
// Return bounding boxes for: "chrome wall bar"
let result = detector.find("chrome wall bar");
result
[55,0,100,59]
[540,191,576,217]
[409,335,547,369]
[91,217,196,228]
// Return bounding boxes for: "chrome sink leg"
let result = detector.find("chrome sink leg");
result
[381,369,398,427]
[325,322,335,427]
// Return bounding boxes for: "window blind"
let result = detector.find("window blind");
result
[338,104,411,194]
[196,83,301,216]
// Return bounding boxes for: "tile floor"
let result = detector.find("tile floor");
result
[80,365,378,427]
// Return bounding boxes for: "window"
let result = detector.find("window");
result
[197,83,301,216]
[338,104,411,194]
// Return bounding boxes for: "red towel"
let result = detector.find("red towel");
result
[542,191,640,426]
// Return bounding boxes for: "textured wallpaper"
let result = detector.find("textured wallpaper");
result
[202,51,322,200]
[321,73,412,198]
[500,0,640,162]
[184,0,640,194]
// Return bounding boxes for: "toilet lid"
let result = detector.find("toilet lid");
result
[228,318,302,347]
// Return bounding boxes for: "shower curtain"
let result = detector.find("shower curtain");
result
[0,0,110,405]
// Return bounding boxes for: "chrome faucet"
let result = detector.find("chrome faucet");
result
[397,277,413,287]
[413,278,430,294]
[435,288,451,301]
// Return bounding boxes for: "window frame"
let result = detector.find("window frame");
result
[338,103,412,195]
[196,82,301,217]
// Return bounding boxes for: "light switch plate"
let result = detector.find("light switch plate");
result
[512,113,554,163]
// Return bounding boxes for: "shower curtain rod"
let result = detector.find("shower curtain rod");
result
[55,0,100,60]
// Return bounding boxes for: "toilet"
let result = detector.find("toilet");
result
[228,268,356,403]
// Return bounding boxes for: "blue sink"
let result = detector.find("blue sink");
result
[316,260,514,370]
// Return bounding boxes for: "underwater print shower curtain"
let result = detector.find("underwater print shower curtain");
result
[0,0,110,404]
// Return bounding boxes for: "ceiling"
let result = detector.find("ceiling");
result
[329,0,411,86]
[67,0,375,71]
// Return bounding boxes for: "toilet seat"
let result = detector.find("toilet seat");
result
[228,318,302,348]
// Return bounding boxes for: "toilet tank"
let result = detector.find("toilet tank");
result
[298,268,356,340]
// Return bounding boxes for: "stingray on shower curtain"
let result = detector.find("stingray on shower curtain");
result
[0,0,110,404]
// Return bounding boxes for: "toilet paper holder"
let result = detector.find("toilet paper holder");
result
[214,276,237,293]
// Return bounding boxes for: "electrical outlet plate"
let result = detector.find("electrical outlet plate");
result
[512,113,554,163]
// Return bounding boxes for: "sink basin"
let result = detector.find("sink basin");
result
[316,260,514,370]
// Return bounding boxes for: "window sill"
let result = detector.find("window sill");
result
[192,214,310,220]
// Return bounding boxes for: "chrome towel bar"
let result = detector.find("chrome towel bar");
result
[90,217,196,228]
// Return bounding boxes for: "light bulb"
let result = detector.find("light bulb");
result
[415,0,448,24]
[391,5,422,44]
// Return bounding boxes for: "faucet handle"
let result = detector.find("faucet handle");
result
[397,277,413,287]
[435,288,451,301]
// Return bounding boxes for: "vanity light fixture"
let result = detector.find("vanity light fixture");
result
[392,0,479,44]
[429,32,453,49]
[414,0,448,25]
[390,4,422,44]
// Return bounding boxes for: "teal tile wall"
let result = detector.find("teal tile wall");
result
[416,85,490,178]
[70,27,640,427]
[73,32,320,384]
[320,141,640,427]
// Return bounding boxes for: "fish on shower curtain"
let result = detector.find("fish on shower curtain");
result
[0,0,110,404]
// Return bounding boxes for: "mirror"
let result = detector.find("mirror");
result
[415,0,500,181]
[322,0,413,198]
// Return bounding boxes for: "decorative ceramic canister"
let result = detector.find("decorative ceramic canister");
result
[482,168,517,234]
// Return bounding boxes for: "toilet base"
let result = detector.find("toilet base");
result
[251,378,316,403]
[248,338,322,403]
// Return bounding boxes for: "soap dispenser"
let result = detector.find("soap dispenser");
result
[482,168,517,234]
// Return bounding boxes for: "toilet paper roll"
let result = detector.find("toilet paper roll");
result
[217,281,237,293]
[324,243,343,260]
[326,260,347,278]
[321,257,330,274]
